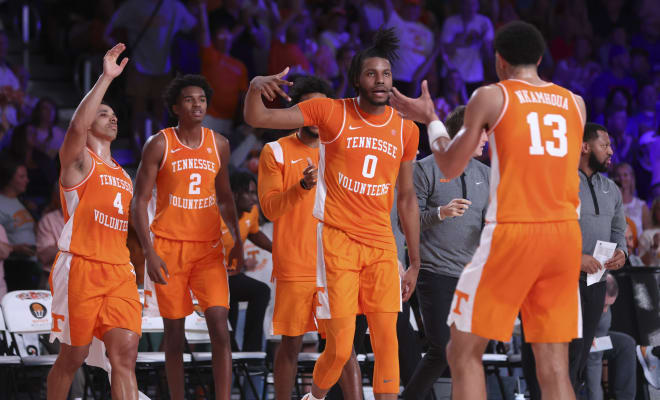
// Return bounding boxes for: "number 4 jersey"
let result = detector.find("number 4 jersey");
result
[150,127,223,241]
[487,79,584,223]
[298,97,419,251]
[58,149,133,264]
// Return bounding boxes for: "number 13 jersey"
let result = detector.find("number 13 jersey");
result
[150,127,223,241]
[58,149,132,264]
[298,97,419,251]
[487,80,585,223]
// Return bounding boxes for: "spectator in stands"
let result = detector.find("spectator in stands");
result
[631,83,659,138]
[522,122,627,399]
[25,97,65,160]
[222,171,272,351]
[631,48,652,84]
[0,30,25,136]
[613,163,652,234]
[8,123,58,215]
[631,13,660,70]
[319,8,350,59]
[198,4,248,138]
[590,45,637,119]
[333,45,357,98]
[440,0,493,94]
[104,0,197,151]
[639,197,660,266]
[0,157,39,291]
[553,36,601,100]
[605,109,635,165]
[434,69,468,121]
[405,105,489,400]
[36,184,64,275]
[0,225,9,299]
[384,0,436,96]
[624,219,646,266]
[268,6,311,77]
[585,274,636,400]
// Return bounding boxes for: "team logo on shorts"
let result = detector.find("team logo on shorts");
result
[29,302,47,319]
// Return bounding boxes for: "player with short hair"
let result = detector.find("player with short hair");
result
[391,21,587,399]
[47,44,141,400]
[131,74,243,400]
[245,28,421,400]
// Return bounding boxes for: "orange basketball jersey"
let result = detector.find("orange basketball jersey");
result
[150,127,223,241]
[298,98,419,251]
[258,133,319,281]
[220,204,259,258]
[58,149,132,264]
[486,79,584,223]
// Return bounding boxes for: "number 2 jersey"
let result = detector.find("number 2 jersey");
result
[58,149,132,264]
[487,79,584,223]
[150,127,223,241]
[298,98,419,251]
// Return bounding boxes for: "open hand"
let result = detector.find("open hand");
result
[391,80,439,125]
[249,67,293,102]
[103,43,129,79]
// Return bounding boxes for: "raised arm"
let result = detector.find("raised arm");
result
[60,44,128,187]
[197,1,211,48]
[391,80,501,179]
[214,133,244,271]
[397,161,421,302]
[243,67,305,129]
[131,134,168,284]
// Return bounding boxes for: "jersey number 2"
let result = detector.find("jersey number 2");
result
[189,173,202,195]
[527,112,567,157]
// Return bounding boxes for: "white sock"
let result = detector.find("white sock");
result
[304,393,325,400]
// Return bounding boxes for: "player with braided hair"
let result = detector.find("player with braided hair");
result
[244,28,421,400]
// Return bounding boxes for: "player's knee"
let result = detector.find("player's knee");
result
[56,348,89,372]
[279,335,303,359]
[536,356,568,386]
[108,343,138,371]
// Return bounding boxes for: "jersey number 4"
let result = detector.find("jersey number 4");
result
[113,193,124,215]
[527,112,567,157]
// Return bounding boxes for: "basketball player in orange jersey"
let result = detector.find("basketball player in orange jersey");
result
[391,21,587,400]
[245,28,421,400]
[131,74,243,400]
[258,75,362,400]
[47,43,141,400]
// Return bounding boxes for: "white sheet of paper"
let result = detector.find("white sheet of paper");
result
[590,336,613,352]
[587,240,617,286]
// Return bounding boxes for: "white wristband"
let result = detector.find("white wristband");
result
[428,120,449,148]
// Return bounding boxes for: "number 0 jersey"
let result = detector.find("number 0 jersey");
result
[298,98,419,251]
[58,149,132,264]
[487,79,584,223]
[150,127,223,241]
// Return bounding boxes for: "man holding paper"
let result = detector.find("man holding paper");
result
[521,122,628,399]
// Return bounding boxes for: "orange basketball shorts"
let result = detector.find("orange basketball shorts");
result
[153,236,229,319]
[315,223,401,320]
[49,252,142,347]
[272,279,318,336]
[447,221,582,342]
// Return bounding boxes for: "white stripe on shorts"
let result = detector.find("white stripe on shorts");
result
[447,223,496,333]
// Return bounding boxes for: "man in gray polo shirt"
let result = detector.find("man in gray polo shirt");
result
[521,122,628,399]
[403,106,489,400]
